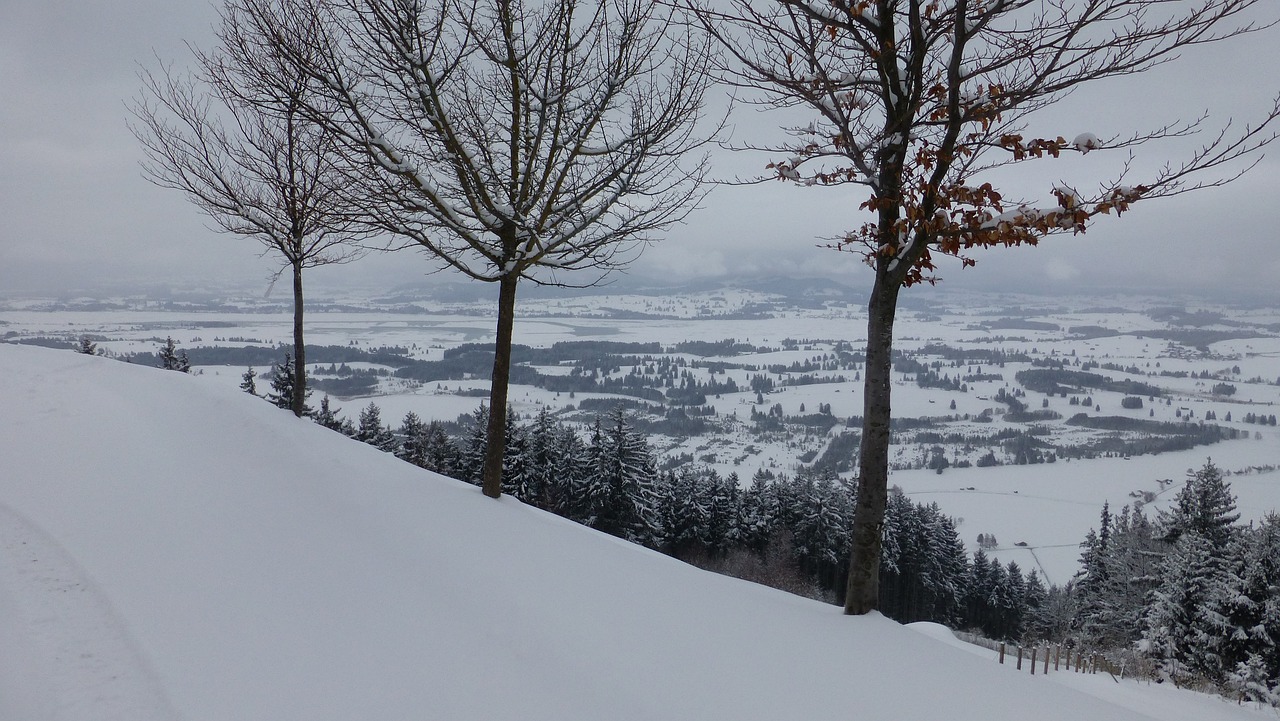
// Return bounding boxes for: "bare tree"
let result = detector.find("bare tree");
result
[241,0,716,496]
[130,2,367,417]
[690,0,1280,614]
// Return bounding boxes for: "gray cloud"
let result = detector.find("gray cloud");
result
[1,1,1276,300]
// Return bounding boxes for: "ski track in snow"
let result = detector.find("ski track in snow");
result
[0,503,180,721]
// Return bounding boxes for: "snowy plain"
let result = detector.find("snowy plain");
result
[4,287,1279,588]
[2,341,1278,719]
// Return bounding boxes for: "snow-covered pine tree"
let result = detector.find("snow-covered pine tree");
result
[77,336,98,355]
[549,422,592,522]
[456,406,491,487]
[587,409,662,549]
[240,367,257,395]
[964,550,995,635]
[514,408,559,509]
[1103,504,1166,646]
[1074,506,1116,643]
[395,412,429,467]
[355,402,398,453]
[1066,502,1168,648]
[158,336,191,373]
[1143,530,1227,680]
[917,502,969,626]
[982,561,1011,639]
[878,489,920,620]
[311,395,351,434]
[1163,460,1241,552]
[1226,653,1279,707]
[790,469,853,593]
[704,470,741,557]
[1253,514,1280,685]
[1209,517,1280,686]
[998,562,1028,642]
[1023,570,1050,641]
[659,467,710,559]
[420,421,460,478]
[737,468,779,555]
[500,407,529,499]
[266,353,308,412]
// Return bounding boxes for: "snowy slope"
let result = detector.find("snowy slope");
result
[0,342,1270,720]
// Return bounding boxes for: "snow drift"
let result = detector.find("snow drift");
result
[0,343,1266,720]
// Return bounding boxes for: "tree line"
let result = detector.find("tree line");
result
[1065,462,1280,704]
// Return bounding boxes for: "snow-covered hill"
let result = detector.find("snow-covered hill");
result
[0,342,1270,720]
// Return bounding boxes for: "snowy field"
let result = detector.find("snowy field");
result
[3,287,1280,587]
[3,341,1278,720]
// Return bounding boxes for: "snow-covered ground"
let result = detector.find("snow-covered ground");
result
[5,290,1280,590]
[3,341,1279,720]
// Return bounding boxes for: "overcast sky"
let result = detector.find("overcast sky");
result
[2,1,1278,300]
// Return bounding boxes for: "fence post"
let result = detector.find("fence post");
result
[1043,647,1049,675]
[1030,647,1038,675]
[999,642,1006,665]
[1016,646,1024,671]
[1054,645,1060,671]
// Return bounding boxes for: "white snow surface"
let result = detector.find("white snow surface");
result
[1,342,1274,721]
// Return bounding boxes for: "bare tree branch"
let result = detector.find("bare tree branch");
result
[687,0,1280,615]
[129,1,372,416]
[238,0,718,497]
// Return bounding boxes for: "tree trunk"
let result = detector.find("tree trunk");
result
[481,272,519,498]
[844,271,901,614]
[291,259,306,418]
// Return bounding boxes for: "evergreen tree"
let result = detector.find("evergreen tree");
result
[77,336,98,355]
[395,412,430,467]
[984,561,1010,639]
[456,405,491,486]
[311,395,352,434]
[158,336,191,373]
[1144,530,1226,679]
[1226,654,1279,706]
[420,421,460,477]
[586,409,661,548]
[1254,514,1280,684]
[576,418,610,527]
[660,467,709,558]
[266,353,309,412]
[1023,570,1050,641]
[1163,460,1240,552]
[1211,515,1280,685]
[879,489,920,620]
[790,468,853,593]
[998,562,1028,641]
[240,367,258,395]
[355,402,398,452]
[704,470,740,557]
[1102,505,1165,647]
[917,502,968,625]
[500,407,529,499]
[1074,506,1115,642]
[514,408,559,509]
[549,422,592,521]
[737,469,779,555]
[964,550,995,635]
